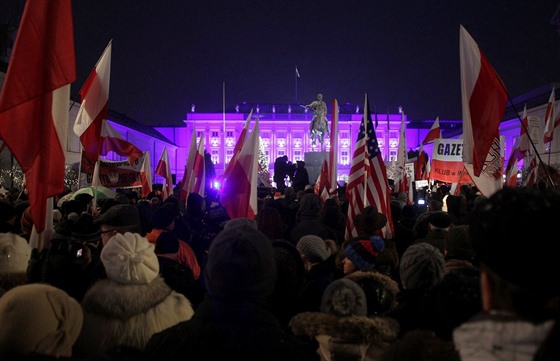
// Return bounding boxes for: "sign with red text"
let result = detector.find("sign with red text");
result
[429,138,465,183]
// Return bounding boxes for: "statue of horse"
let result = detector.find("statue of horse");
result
[310,115,328,147]
[306,93,329,147]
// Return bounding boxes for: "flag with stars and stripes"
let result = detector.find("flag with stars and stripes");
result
[345,94,394,240]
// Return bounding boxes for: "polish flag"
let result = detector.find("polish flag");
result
[460,25,508,177]
[0,0,75,233]
[155,147,173,199]
[422,117,441,145]
[100,120,143,166]
[543,87,557,144]
[504,136,522,187]
[73,41,112,165]
[221,117,260,220]
[184,135,205,199]
[223,110,253,180]
[519,105,530,156]
[139,151,152,198]
[180,123,198,202]
[394,107,408,194]
[314,158,331,203]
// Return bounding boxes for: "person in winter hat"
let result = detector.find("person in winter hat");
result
[296,235,338,313]
[73,232,194,359]
[0,232,31,293]
[290,277,399,361]
[146,205,201,280]
[387,242,446,338]
[0,283,83,359]
[342,235,385,273]
[453,187,560,361]
[144,219,320,361]
[94,204,142,244]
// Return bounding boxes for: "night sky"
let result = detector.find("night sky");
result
[6,1,560,126]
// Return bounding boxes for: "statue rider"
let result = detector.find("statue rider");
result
[305,93,329,147]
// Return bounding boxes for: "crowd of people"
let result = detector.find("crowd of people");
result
[0,181,559,360]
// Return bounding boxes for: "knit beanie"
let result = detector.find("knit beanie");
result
[151,206,176,229]
[205,222,277,298]
[70,213,101,243]
[94,204,140,229]
[400,242,445,290]
[0,232,31,274]
[343,236,385,270]
[320,278,367,317]
[296,235,331,263]
[101,232,159,284]
[0,284,83,358]
[155,231,179,255]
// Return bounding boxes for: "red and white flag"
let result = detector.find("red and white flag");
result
[415,143,430,181]
[422,117,441,145]
[180,124,198,202]
[223,110,253,181]
[221,117,260,220]
[519,105,530,156]
[100,120,143,166]
[73,40,112,166]
[543,87,558,144]
[345,94,393,240]
[0,0,75,233]
[314,158,332,203]
[504,136,522,187]
[460,25,508,177]
[139,150,152,198]
[183,135,205,201]
[394,106,408,194]
[155,147,173,200]
[329,99,339,193]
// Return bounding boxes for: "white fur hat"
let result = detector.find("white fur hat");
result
[101,232,159,284]
[0,232,31,274]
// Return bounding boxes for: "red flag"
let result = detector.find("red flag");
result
[422,117,441,145]
[314,158,331,203]
[415,143,429,180]
[221,117,260,220]
[460,25,508,177]
[0,0,75,233]
[100,120,143,166]
[180,124,198,202]
[505,136,522,187]
[139,151,153,198]
[394,106,408,194]
[329,99,339,193]
[73,41,112,165]
[223,110,253,180]
[184,135,205,199]
[155,147,173,199]
[519,105,530,156]
[345,94,393,241]
[543,87,557,144]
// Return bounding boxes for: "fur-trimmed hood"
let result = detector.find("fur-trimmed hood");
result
[82,276,177,319]
[345,270,400,314]
[289,311,399,343]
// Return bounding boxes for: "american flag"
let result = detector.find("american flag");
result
[345,94,394,240]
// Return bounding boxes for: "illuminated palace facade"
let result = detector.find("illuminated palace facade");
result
[182,103,448,184]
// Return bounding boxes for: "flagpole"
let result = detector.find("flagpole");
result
[295,66,300,104]
[506,95,555,187]
[222,81,226,176]
[363,94,369,205]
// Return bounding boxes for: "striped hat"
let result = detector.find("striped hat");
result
[343,236,385,270]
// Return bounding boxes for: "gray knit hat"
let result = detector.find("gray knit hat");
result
[296,235,331,263]
[400,242,445,290]
[320,278,367,317]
